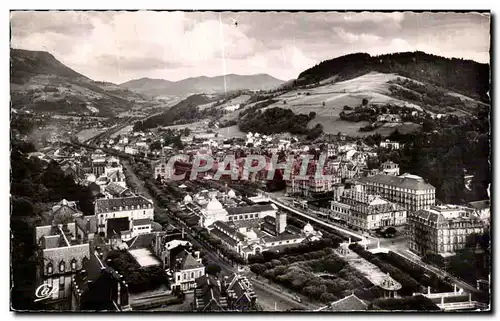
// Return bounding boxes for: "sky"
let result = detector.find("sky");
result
[10,11,490,84]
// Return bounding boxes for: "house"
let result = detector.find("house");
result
[377,114,402,123]
[468,200,490,223]
[104,183,132,199]
[380,140,400,150]
[193,274,257,311]
[170,248,205,292]
[380,161,400,176]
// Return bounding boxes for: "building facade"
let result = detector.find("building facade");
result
[407,205,485,256]
[358,173,435,212]
[95,196,154,240]
[330,190,407,230]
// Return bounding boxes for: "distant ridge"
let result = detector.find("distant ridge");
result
[120,73,284,97]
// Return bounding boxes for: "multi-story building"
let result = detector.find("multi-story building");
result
[407,205,485,256]
[286,175,341,197]
[330,189,407,230]
[34,217,95,310]
[380,140,400,150]
[154,160,174,181]
[154,236,205,292]
[71,250,131,311]
[95,196,154,240]
[193,274,257,311]
[380,161,400,176]
[358,173,435,212]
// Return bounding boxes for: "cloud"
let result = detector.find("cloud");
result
[334,28,381,44]
[10,11,490,83]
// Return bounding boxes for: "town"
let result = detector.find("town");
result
[11,108,490,311]
[10,10,491,313]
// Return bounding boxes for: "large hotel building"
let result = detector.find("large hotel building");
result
[407,205,485,256]
[358,173,436,212]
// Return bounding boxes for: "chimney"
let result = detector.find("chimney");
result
[276,211,286,234]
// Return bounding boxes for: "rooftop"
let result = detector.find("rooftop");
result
[226,204,276,216]
[359,173,435,191]
[317,294,368,311]
[95,196,152,214]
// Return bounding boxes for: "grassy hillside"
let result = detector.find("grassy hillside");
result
[297,51,490,102]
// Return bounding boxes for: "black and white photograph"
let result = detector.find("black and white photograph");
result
[9,9,492,312]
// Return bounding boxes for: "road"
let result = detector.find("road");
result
[121,159,317,311]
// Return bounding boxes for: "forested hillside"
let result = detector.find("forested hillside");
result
[297,51,489,102]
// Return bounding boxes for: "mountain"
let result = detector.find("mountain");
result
[226,52,490,138]
[120,74,284,97]
[133,94,214,131]
[10,49,148,116]
[296,51,490,102]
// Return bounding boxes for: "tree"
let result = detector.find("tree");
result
[422,118,437,132]
[206,263,221,276]
[362,98,369,106]
[385,227,397,237]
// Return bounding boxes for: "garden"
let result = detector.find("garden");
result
[348,244,453,296]
[249,238,384,303]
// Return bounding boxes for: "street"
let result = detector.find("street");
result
[121,159,318,310]
[270,195,480,294]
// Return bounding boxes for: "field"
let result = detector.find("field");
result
[111,125,133,138]
[75,128,106,142]
[224,72,426,136]
[215,125,247,138]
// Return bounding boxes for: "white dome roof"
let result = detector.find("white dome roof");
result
[227,190,236,198]
[303,223,314,234]
[184,195,193,203]
[206,197,223,212]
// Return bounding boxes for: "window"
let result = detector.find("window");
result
[82,257,88,268]
[47,263,53,275]
[71,259,77,271]
[183,273,186,280]
[177,275,180,281]
[59,261,65,273]
[191,272,194,279]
